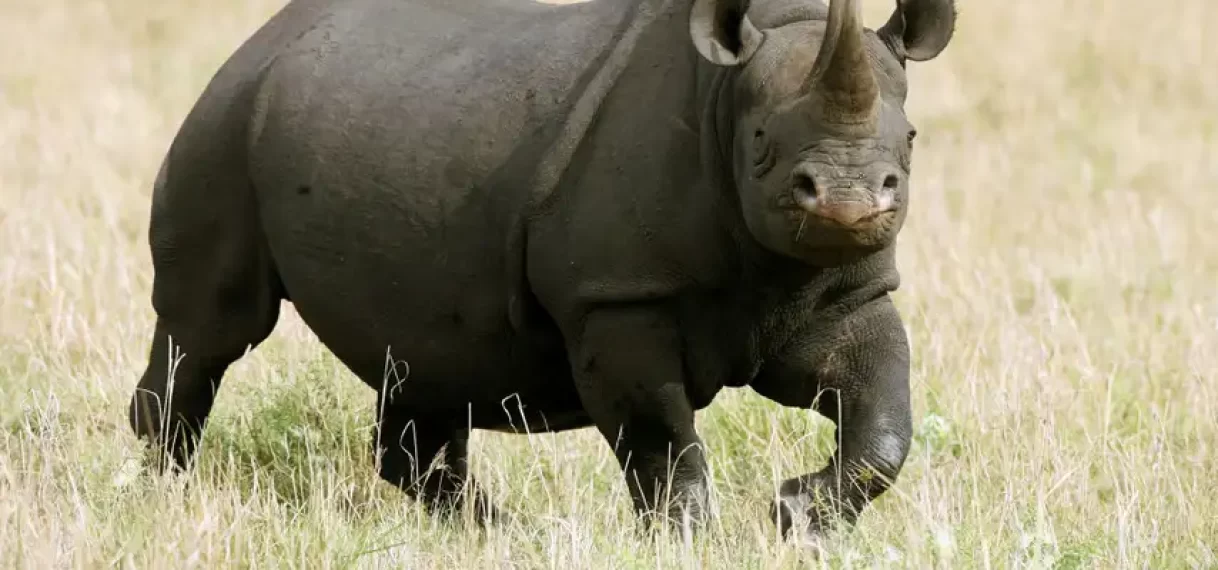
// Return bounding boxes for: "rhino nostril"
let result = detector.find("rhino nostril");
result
[791,171,818,210]
[882,174,900,190]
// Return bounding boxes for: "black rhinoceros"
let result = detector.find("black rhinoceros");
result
[128,0,955,543]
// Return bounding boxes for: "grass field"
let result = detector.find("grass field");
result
[2,0,1216,567]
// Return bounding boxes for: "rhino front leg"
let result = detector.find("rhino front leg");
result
[754,295,912,545]
[568,306,709,532]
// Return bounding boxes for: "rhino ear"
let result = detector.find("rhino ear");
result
[690,0,762,66]
[878,0,956,62]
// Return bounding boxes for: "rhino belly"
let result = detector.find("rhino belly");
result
[246,169,577,420]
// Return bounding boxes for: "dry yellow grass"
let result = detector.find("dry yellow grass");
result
[2,0,1216,567]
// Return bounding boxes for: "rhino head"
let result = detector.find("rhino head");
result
[691,0,955,267]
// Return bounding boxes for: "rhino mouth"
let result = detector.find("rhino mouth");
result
[781,194,899,232]
[805,207,895,228]
[786,202,900,252]
[791,184,897,224]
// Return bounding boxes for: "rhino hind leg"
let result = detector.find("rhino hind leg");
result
[127,224,283,472]
[128,144,283,473]
[129,301,279,473]
[373,410,506,525]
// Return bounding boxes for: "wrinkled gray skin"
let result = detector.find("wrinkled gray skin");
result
[128,0,954,544]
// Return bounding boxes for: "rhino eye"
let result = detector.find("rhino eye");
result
[752,129,775,176]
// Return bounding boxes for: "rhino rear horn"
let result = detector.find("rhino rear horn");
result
[805,0,879,125]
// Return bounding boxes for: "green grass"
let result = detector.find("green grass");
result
[2,0,1217,567]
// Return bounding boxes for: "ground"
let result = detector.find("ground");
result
[1,0,1216,567]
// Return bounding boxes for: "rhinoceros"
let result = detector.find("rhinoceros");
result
[128,0,955,542]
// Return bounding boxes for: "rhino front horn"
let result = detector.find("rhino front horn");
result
[806,0,880,126]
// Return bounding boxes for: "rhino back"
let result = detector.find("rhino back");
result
[248,0,634,238]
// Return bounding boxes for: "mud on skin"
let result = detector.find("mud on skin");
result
[127,0,955,546]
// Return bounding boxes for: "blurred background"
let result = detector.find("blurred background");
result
[1,0,1215,567]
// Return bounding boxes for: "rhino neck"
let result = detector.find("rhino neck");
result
[695,61,782,273]
[697,62,741,186]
